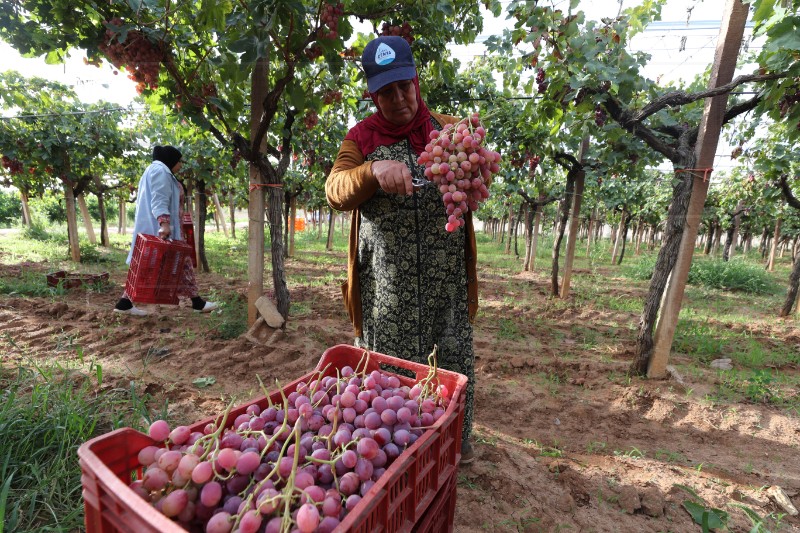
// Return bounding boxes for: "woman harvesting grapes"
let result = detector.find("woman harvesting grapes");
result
[113,145,218,316]
[326,36,491,464]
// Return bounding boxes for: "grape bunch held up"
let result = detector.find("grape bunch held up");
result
[417,113,501,232]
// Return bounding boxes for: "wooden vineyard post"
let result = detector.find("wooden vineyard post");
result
[326,207,335,251]
[585,207,595,258]
[767,217,781,271]
[611,211,625,264]
[62,178,81,262]
[213,193,229,238]
[77,193,97,244]
[288,195,297,258]
[560,137,589,299]
[247,56,268,326]
[20,190,31,226]
[229,191,237,240]
[193,188,202,269]
[118,198,125,234]
[648,0,749,378]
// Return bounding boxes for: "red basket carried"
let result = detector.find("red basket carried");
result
[181,213,197,268]
[78,344,467,533]
[124,233,194,305]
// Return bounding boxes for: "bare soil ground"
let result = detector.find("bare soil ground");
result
[1,256,799,533]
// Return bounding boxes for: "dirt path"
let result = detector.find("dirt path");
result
[1,259,799,532]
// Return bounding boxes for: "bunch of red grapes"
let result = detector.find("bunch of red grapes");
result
[779,88,800,130]
[230,151,242,170]
[1,155,24,175]
[528,154,541,172]
[379,22,415,45]
[319,2,344,40]
[594,105,607,127]
[98,18,163,93]
[128,362,451,532]
[303,110,320,129]
[322,90,342,105]
[303,148,318,168]
[535,68,548,94]
[418,113,500,232]
[305,44,324,60]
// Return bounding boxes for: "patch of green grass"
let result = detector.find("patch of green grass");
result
[594,293,642,313]
[290,301,312,318]
[496,318,523,340]
[0,270,66,297]
[0,361,153,533]
[202,231,249,276]
[655,448,688,463]
[474,434,498,446]
[613,446,645,459]
[687,257,781,295]
[586,441,607,454]
[672,320,730,363]
[21,219,54,242]
[539,445,563,458]
[457,473,479,490]
[622,254,657,281]
[624,254,781,295]
[206,290,248,340]
[474,233,531,272]
[711,368,800,411]
[538,370,565,395]
[672,310,797,370]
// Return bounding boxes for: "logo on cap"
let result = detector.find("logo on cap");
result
[375,43,396,66]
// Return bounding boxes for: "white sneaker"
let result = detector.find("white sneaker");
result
[113,306,149,317]
[194,301,218,313]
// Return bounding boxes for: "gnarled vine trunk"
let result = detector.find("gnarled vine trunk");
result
[551,172,576,297]
[780,253,800,317]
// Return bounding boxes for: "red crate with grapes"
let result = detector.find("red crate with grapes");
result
[78,344,467,532]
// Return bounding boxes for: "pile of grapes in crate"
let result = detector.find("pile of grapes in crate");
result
[131,353,452,532]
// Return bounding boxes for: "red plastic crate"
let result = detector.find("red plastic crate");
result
[78,344,467,533]
[412,468,457,533]
[124,233,194,305]
[181,213,197,268]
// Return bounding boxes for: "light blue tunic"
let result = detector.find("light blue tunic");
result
[126,160,184,265]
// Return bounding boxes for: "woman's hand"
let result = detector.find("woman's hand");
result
[371,160,414,196]
[158,220,171,239]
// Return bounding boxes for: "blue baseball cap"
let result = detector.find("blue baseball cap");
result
[362,36,417,93]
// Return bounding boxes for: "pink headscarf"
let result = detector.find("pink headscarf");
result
[344,77,433,157]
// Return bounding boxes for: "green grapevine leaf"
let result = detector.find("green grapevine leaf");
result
[193,376,217,388]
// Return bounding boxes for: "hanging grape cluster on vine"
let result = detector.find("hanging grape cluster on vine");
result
[1,156,24,175]
[778,85,800,130]
[322,90,342,105]
[535,68,548,94]
[98,19,163,94]
[230,151,242,170]
[528,154,541,172]
[303,111,320,129]
[379,22,414,45]
[594,106,607,127]
[319,2,344,40]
